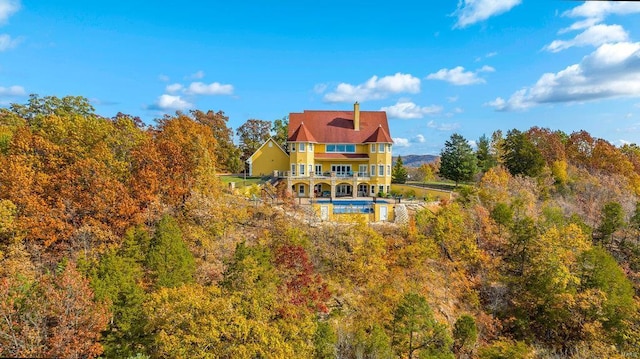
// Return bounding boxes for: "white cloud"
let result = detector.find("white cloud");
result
[151,94,193,111]
[413,134,425,143]
[187,70,205,80]
[447,96,459,103]
[185,81,234,95]
[563,2,640,29]
[393,137,411,147]
[488,42,640,111]
[313,83,327,94]
[323,73,420,103]
[158,74,170,82]
[454,0,522,28]
[0,85,24,96]
[426,66,493,85]
[427,120,460,131]
[381,100,442,119]
[0,33,18,51]
[453,107,464,114]
[545,24,628,52]
[165,83,183,94]
[0,0,20,25]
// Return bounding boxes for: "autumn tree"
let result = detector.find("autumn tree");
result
[439,133,478,185]
[191,109,242,173]
[392,156,408,184]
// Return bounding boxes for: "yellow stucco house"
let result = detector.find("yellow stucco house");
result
[246,138,289,177]
[248,103,394,199]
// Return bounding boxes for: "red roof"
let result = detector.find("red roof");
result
[288,122,317,142]
[288,110,392,144]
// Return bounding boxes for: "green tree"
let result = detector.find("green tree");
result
[236,118,272,163]
[476,134,497,172]
[146,215,195,288]
[596,201,624,247]
[439,133,478,186]
[502,129,545,177]
[453,314,478,354]
[392,156,409,184]
[391,292,454,359]
[271,116,289,150]
[89,227,150,357]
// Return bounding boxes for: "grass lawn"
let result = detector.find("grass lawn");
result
[218,174,266,188]
[391,182,454,201]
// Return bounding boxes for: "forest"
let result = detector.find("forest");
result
[1,95,640,358]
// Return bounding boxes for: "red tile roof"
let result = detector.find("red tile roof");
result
[288,110,392,144]
[364,125,393,143]
[288,122,317,142]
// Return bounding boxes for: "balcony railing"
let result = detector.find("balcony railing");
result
[275,171,371,179]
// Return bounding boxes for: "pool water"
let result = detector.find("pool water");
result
[315,199,390,214]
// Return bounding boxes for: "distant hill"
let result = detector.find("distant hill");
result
[393,154,439,167]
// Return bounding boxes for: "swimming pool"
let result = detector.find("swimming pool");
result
[315,199,390,214]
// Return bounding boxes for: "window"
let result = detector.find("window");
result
[371,185,375,194]
[308,143,313,152]
[308,164,313,175]
[315,164,322,176]
[371,144,376,153]
[379,165,384,176]
[291,164,296,176]
[326,144,356,153]
[371,165,376,177]
[299,163,305,176]
[299,143,305,152]
[387,185,390,193]
[387,165,391,176]
[291,143,296,152]
[379,185,384,194]
[299,184,305,195]
[378,143,385,153]
[359,165,368,176]
[387,144,392,152]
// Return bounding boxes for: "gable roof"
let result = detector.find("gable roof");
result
[287,122,317,142]
[364,125,393,143]
[246,137,289,163]
[288,110,392,144]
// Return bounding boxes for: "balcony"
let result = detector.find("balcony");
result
[276,171,371,180]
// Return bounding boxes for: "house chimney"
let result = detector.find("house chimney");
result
[354,101,360,131]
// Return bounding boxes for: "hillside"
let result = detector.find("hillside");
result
[393,154,439,167]
[1,96,640,359]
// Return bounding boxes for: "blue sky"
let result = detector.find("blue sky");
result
[1,1,640,155]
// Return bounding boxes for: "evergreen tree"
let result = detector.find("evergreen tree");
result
[147,215,195,288]
[439,133,478,185]
[391,156,408,184]
[476,134,497,172]
[392,293,454,359]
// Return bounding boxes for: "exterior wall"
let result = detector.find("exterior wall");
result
[286,141,393,198]
[248,139,289,176]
